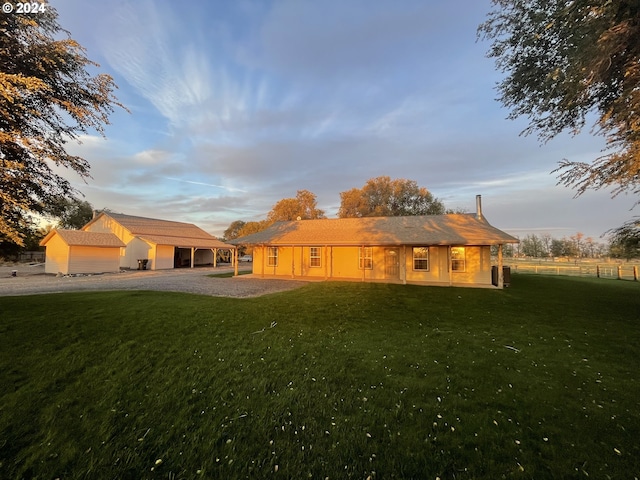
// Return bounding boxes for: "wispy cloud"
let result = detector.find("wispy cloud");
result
[163,177,247,193]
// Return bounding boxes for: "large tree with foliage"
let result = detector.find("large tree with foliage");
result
[266,189,326,222]
[50,198,94,229]
[479,1,640,198]
[0,6,124,245]
[338,176,444,218]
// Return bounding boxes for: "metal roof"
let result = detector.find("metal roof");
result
[86,213,232,249]
[230,214,519,246]
[40,229,126,248]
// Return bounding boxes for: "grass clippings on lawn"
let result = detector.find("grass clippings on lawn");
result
[0,275,639,479]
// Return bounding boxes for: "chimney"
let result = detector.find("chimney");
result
[476,195,483,220]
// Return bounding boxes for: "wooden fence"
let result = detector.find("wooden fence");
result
[507,262,639,281]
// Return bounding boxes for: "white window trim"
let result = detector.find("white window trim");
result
[412,246,429,271]
[310,246,321,268]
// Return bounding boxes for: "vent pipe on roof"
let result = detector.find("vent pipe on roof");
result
[476,195,483,220]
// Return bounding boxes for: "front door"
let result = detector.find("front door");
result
[384,248,400,279]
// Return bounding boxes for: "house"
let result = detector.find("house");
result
[230,196,518,288]
[40,229,125,275]
[80,212,235,270]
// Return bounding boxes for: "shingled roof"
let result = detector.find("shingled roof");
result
[40,229,125,248]
[230,214,519,246]
[85,213,232,249]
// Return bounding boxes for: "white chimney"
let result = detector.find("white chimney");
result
[476,195,483,220]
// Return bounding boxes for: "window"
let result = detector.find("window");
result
[310,247,321,267]
[451,247,466,272]
[413,247,429,271]
[267,247,278,267]
[359,247,373,270]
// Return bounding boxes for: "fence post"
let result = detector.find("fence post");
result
[596,265,600,278]
[617,265,623,280]
[634,266,638,282]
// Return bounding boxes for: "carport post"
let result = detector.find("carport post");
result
[191,248,195,268]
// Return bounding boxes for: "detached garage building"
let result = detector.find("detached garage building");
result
[40,230,125,275]
[41,212,235,274]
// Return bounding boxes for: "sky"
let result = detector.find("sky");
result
[51,0,635,242]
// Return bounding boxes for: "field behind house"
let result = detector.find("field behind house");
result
[1,275,639,479]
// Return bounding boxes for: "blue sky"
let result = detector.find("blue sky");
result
[52,0,633,241]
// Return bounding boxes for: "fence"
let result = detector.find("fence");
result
[16,251,45,263]
[508,261,639,281]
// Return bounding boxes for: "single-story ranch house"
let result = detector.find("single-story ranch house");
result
[41,212,235,274]
[231,196,518,288]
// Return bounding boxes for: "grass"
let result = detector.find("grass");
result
[1,274,639,479]
[207,270,252,278]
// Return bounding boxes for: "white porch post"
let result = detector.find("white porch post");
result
[213,248,217,268]
[498,244,504,289]
[448,246,453,286]
[190,248,195,268]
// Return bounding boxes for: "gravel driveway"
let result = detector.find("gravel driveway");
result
[0,264,307,298]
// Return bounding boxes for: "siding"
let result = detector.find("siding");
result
[67,246,121,274]
[43,234,70,274]
[251,244,494,286]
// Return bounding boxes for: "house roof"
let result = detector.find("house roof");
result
[40,229,126,248]
[84,213,233,249]
[230,214,519,247]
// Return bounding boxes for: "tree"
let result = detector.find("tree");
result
[338,176,444,218]
[521,233,546,258]
[223,220,246,241]
[51,198,94,229]
[1,6,124,245]
[479,1,640,198]
[267,190,326,222]
[607,217,640,260]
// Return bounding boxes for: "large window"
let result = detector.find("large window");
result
[451,247,466,272]
[310,247,321,267]
[267,247,278,267]
[413,247,429,271]
[359,247,373,270]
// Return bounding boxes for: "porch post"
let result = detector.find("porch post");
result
[234,248,238,276]
[448,245,453,286]
[498,244,504,288]
[213,248,217,268]
[324,245,328,280]
[292,246,296,278]
[191,247,195,268]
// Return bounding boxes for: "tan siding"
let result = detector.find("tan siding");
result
[67,246,121,274]
[44,234,70,274]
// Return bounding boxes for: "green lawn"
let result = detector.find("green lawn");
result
[1,275,639,479]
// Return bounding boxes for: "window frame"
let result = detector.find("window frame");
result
[309,246,321,268]
[412,246,429,271]
[451,246,466,272]
[359,246,373,270]
[267,246,278,267]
